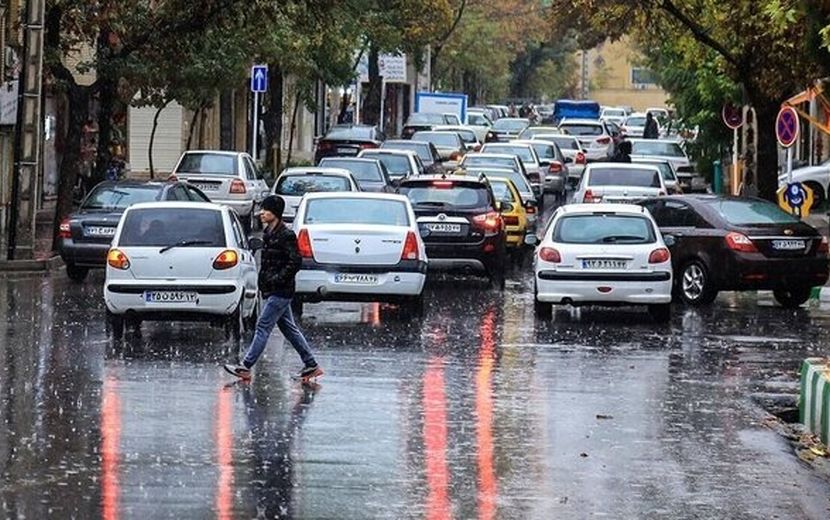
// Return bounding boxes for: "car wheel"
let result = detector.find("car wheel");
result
[677,260,717,305]
[534,295,552,320]
[66,264,89,282]
[773,287,812,309]
[648,303,671,323]
[804,181,826,210]
[106,311,124,339]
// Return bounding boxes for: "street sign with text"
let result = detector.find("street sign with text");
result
[776,106,799,148]
[251,65,269,93]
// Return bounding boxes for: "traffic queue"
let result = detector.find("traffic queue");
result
[56,106,830,336]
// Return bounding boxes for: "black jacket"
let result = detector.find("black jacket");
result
[258,222,301,298]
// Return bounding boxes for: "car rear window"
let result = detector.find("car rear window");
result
[490,181,516,202]
[319,159,383,182]
[361,153,411,176]
[83,185,160,210]
[554,215,656,244]
[400,181,491,210]
[542,136,581,150]
[176,153,236,175]
[408,113,445,125]
[708,199,800,225]
[588,168,662,188]
[626,117,647,127]
[452,129,477,143]
[560,124,603,136]
[635,162,676,182]
[468,114,490,126]
[382,142,433,164]
[483,146,534,162]
[276,175,351,196]
[631,141,685,157]
[530,143,556,160]
[472,171,531,194]
[304,198,410,226]
[413,132,459,148]
[492,119,529,131]
[462,156,518,171]
[325,126,374,140]
[119,208,225,247]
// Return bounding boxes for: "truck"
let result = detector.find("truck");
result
[553,100,601,125]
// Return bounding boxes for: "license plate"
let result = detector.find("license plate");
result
[192,183,219,192]
[143,291,198,303]
[426,223,461,233]
[582,259,628,269]
[85,226,116,237]
[772,239,805,250]
[337,147,357,155]
[334,273,379,285]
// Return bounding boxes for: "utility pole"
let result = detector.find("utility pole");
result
[8,0,45,260]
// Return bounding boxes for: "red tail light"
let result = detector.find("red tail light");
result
[525,202,537,214]
[818,236,829,254]
[473,211,502,233]
[725,232,757,253]
[576,152,586,165]
[596,136,611,145]
[59,218,72,239]
[317,141,334,151]
[401,231,419,261]
[229,179,247,194]
[539,247,561,263]
[548,161,563,174]
[583,189,602,203]
[297,229,313,258]
[432,181,454,188]
[107,249,130,270]
[503,216,520,226]
[359,142,378,150]
[213,250,239,270]
[648,248,671,264]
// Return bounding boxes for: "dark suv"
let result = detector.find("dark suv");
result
[398,175,507,288]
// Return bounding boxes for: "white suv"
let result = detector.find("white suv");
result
[104,202,259,339]
[533,203,673,322]
[558,119,615,161]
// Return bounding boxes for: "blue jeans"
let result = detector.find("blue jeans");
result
[242,295,316,368]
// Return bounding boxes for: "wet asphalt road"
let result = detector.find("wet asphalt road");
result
[3,200,830,519]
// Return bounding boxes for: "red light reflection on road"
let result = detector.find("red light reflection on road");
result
[423,357,451,520]
[215,386,234,519]
[476,307,497,520]
[101,376,121,520]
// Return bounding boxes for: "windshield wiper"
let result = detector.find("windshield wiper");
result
[159,240,212,253]
[601,235,646,243]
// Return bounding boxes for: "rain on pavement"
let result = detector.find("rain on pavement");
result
[2,265,830,519]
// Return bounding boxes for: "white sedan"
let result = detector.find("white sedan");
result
[292,192,428,315]
[533,203,673,322]
[573,163,667,204]
[104,202,260,339]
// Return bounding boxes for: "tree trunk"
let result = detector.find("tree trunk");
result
[753,101,780,201]
[363,46,382,126]
[94,76,117,183]
[186,105,201,150]
[263,65,284,174]
[286,92,302,167]
[148,100,171,179]
[52,86,91,250]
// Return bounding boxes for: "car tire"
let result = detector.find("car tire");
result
[66,264,89,282]
[773,287,812,309]
[648,303,671,323]
[804,181,825,211]
[106,311,124,339]
[677,260,718,306]
[534,296,552,320]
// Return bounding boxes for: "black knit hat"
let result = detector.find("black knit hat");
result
[261,195,285,218]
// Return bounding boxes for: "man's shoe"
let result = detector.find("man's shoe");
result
[223,364,252,380]
[297,364,323,381]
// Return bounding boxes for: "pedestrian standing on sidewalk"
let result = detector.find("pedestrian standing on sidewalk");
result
[224,195,322,381]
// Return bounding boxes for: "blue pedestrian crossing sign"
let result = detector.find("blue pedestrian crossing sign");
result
[777,182,814,218]
[251,65,268,93]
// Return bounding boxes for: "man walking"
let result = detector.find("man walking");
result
[643,112,659,139]
[224,195,322,382]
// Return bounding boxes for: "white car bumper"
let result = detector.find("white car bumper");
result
[213,198,255,216]
[535,271,672,305]
[104,280,246,316]
[296,270,426,300]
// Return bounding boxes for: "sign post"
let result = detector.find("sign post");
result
[250,65,269,160]
[722,104,743,195]
[775,106,809,216]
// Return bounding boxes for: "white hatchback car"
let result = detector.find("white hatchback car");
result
[271,167,360,226]
[573,163,667,204]
[104,202,259,338]
[533,204,673,322]
[292,192,428,315]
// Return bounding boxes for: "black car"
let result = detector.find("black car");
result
[639,195,829,308]
[485,118,530,143]
[314,125,385,163]
[401,113,459,140]
[58,181,210,282]
[398,175,507,289]
[318,157,394,192]
[381,140,443,174]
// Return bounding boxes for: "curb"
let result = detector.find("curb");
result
[0,255,63,274]
[812,286,830,302]
[800,358,830,446]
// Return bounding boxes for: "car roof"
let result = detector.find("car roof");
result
[558,203,650,215]
[586,162,661,172]
[126,201,224,212]
[463,153,519,161]
[181,150,243,157]
[511,139,551,147]
[412,130,459,136]
[433,125,476,132]
[93,180,169,189]
[626,113,648,118]
[319,157,379,164]
[495,117,529,123]
[385,139,427,146]
[301,192,410,203]
[361,149,417,157]
[559,119,603,125]
[280,167,354,177]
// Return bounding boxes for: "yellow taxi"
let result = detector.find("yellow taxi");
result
[488,177,530,250]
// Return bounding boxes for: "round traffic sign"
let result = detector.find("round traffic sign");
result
[776,106,800,148]
[722,104,743,129]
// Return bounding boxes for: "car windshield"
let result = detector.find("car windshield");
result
[400,182,490,210]
[530,144,556,160]
[462,156,519,172]
[119,208,225,247]
[709,199,800,225]
[82,185,160,210]
[452,130,477,143]
[318,159,383,182]
[554,215,656,244]
[560,124,603,136]
[542,136,580,150]
[492,119,528,132]
[631,141,685,157]
[362,153,411,175]
[275,175,351,196]
[304,198,410,226]
[468,114,490,126]
[625,117,647,127]
[408,113,445,125]
[382,141,433,164]
[588,168,662,188]
[176,153,236,175]
[489,181,517,202]
[484,146,534,162]
[413,132,459,147]
[325,126,374,140]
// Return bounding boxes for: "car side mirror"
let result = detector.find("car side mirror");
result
[248,237,264,251]
[662,234,676,248]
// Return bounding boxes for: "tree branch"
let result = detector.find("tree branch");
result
[658,0,741,69]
